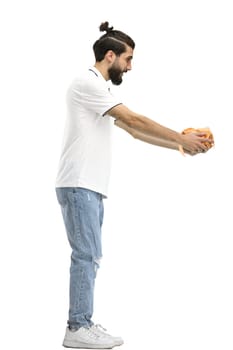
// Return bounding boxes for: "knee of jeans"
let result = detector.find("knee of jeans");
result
[94,257,102,274]
[72,250,102,273]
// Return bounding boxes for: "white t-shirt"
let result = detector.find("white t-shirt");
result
[55,67,121,197]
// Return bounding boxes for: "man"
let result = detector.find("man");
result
[55,21,210,349]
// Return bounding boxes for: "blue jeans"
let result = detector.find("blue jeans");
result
[56,187,104,329]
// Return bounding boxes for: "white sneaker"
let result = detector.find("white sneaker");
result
[62,326,115,349]
[90,324,124,347]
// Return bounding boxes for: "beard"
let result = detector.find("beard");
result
[108,64,124,85]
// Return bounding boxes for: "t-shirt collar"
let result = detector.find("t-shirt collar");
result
[88,66,106,82]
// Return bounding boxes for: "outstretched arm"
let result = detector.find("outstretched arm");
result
[114,119,179,151]
[108,104,208,154]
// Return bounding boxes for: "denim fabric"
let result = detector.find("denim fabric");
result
[56,187,104,329]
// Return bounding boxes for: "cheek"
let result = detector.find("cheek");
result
[123,62,129,71]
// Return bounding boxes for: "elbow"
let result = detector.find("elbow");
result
[125,115,143,130]
[125,116,134,128]
[130,129,140,139]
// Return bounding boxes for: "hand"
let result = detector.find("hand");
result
[180,132,210,154]
[182,147,209,156]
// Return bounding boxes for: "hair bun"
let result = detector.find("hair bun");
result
[99,21,113,33]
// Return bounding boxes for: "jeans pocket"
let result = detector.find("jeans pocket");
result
[56,188,68,207]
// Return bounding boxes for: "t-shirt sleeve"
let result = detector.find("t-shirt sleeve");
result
[71,75,122,116]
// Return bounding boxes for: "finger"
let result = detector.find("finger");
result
[178,145,185,156]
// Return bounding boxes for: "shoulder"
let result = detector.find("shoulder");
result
[69,68,108,96]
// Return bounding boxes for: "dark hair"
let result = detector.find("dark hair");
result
[93,21,135,62]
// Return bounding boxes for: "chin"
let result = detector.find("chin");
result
[112,78,123,86]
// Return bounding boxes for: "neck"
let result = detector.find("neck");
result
[94,62,109,81]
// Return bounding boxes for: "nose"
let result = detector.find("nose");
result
[127,61,132,71]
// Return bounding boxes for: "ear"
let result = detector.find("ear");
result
[105,50,116,63]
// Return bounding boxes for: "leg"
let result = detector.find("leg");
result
[56,187,104,330]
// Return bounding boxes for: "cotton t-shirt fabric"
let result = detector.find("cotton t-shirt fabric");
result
[55,66,121,197]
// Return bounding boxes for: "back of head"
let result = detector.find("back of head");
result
[93,21,135,62]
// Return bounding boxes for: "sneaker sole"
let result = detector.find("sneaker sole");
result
[63,339,114,349]
[113,340,124,347]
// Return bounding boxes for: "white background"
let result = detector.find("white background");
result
[0,1,232,349]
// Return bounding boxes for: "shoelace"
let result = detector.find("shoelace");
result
[83,327,99,339]
[92,324,114,338]
[94,324,107,332]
